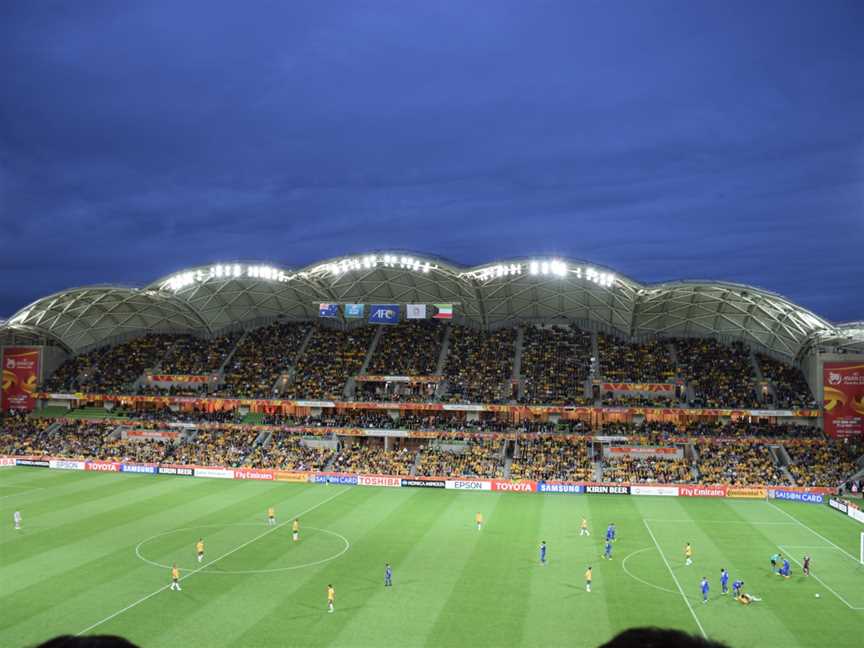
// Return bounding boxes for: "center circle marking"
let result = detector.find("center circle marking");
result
[135,523,350,574]
[621,547,692,597]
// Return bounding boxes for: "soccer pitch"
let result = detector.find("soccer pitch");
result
[1,470,862,648]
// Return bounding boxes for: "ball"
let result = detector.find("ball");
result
[815,593,821,598]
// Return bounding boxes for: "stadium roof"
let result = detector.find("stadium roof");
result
[1,253,861,360]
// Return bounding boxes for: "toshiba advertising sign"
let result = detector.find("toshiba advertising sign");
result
[358,475,401,488]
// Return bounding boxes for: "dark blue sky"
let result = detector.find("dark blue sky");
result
[1,1,862,322]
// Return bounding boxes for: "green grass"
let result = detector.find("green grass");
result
[30,406,71,418]
[241,412,265,425]
[1,470,862,648]
[34,407,128,420]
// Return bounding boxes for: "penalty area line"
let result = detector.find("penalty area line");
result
[767,502,861,565]
[778,546,864,611]
[76,485,353,636]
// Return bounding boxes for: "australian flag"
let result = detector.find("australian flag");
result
[319,303,338,318]
[368,304,400,324]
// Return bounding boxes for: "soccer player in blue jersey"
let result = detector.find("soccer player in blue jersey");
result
[384,563,392,587]
[778,558,791,578]
[604,539,613,560]
[606,523,616,543]
[720,568,729,595]
[539,541,547,565]
[700,577,709,604]
[732,579,744,598]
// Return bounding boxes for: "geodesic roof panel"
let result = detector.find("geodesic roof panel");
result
[4,287,209,352]
[803,322,864,355]
[633,282,831,357]
[0,254,849,359]
[149,263,321,330]
[307,255,481,324]
[472,263,639,332]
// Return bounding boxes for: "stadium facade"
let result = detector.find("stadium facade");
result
[1,253,862,405]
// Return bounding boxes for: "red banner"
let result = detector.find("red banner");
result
[678,485,728,498]
[85,461,121,472]
[609,446,677,455]
[1,347,41,412]
[600,382,674,393]
[823,363,864,437]
[147,374,213,383]
[127,429,180,440]
[233,468,275,481]
[491,480,537,493]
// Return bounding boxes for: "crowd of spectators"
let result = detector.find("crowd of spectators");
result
[367,320,444,376]
[220,322,312,398]
[284,326,375,400]
[244,432,334,471]
[598,334,676,383]
[673,339,760,408]
[694,439,787,485]
[0,419,173,463]
[330,441,415,475]
[682,421,820,439]
[510,436,593,481]
[756,353,817,409]
[785,438,863,487]
[520,325,592,406]
[445,326,516,403]
[415,438,505,478]
[43,335,177,393]
[603,456,693,483]
[0,415,53,455]
[159,332,241,375]
[165,429,260,467]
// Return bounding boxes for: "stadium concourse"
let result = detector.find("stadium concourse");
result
[0,255,863,491]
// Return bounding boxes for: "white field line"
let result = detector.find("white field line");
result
[643,520,708,639]
[767,502,861,564]
[76,486,352,636]
[644,519,795,526]
[778,546,863,611]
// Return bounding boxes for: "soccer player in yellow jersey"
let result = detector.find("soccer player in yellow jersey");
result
[327,584,335,613]
[580,517,590,536]
[292,518,300,542]
[476,512,483,531]
[170,564,181,591]
[267,507,276,527]
[685,543,693,566]
[196,538,205,563]
[585,566,592,593]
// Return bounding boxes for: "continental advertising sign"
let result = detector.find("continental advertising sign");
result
[726,486,767,499]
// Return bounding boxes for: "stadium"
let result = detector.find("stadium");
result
[1,253,863,648]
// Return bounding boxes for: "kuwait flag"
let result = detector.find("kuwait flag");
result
[433,304,453,320]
